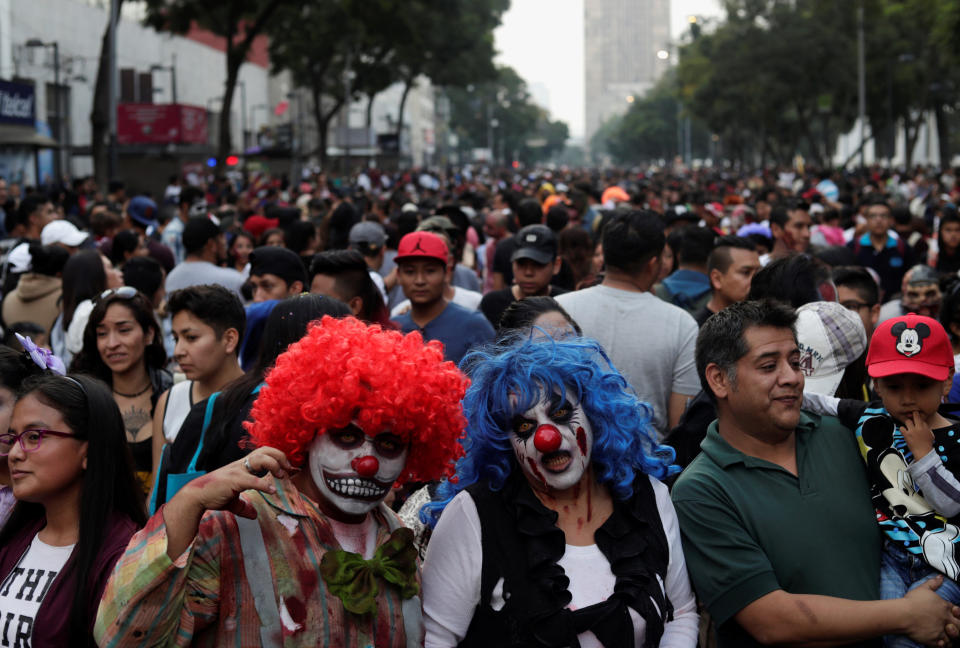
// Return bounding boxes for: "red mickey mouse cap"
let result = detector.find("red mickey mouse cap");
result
[865,313,954,380]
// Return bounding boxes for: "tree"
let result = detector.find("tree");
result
[677,0,859,168]
[143,0,291,167]
[675,0,960,168]
[268,0,506,168]
[90,0,126,188]
[447,65,568,165]
[268,1,361,169]
[386,0,507,146]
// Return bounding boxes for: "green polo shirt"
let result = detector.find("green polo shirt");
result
[672,411,881,648]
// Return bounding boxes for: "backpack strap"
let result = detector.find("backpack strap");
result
[186,392,219,473]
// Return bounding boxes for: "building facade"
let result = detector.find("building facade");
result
[583,0,670,146]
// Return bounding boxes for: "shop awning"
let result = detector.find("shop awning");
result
[0,124,57,148]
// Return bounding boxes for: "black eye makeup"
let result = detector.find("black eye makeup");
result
[512,415,536,440]
[330,425,364,449]
[373,433,406,459]
[550,400,574,423]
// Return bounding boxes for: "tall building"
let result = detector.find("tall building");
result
[584,0,670,145]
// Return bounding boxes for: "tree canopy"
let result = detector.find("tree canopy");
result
[446,65,569,165]
[265,0,511,167]
[595,0,960,168]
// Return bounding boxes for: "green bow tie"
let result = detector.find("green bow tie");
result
[319,527,420,615]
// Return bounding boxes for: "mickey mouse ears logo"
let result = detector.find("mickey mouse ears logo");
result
[891,321,930,358]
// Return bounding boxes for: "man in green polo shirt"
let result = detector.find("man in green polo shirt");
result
[672,300,960,647]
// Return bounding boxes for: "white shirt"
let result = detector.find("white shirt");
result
[390,287,483,318]
[421,476,699,648]
[0,534,74,647]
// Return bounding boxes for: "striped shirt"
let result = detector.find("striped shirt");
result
[95,477,418,647]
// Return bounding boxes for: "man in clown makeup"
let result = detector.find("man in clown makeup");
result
[95,316,468,647]
[420,336,699,648]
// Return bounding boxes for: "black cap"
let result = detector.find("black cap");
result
[249,246,308,286]
[511,224,557,264]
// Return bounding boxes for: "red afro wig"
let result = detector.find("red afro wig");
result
[246,316,468,484]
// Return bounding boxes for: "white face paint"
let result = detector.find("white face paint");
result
[509,390,593,493]
[307,425,408,516]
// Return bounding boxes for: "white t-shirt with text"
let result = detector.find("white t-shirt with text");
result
[0,534,74,647]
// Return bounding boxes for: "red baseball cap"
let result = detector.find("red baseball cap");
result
[395,231,448,266]
[866,313,954,380]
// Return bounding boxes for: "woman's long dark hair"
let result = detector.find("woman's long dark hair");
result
[70,290,166,385]
[0,373,146,638]
[197,294,351,468]
[61,250,107,329]
[497,296,582,337]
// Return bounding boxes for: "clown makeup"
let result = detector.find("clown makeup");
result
[308,424,408,518]
[510,389,593,494]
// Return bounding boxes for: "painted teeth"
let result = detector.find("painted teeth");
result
[326,478,385,498]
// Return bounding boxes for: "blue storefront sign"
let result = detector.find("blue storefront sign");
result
[0,80,35,127]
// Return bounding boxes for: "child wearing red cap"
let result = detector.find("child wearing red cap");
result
[805,313,960,647]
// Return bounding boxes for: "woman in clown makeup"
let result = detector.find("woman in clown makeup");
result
[421,335,699,648]
[95,316,468,647]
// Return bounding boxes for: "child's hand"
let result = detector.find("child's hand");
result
[900,411,935,460]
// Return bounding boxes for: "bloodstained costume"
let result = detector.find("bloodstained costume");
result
[95,316,467,647]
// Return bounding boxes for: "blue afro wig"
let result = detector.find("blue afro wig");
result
[422,334,677,526]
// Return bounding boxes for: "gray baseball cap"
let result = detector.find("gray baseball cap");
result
[348,221,387,247]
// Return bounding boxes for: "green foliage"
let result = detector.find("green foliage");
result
[447,65,569,164]
[263,0,508,164]
[668,0,960,167]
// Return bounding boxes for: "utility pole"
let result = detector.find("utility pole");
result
[108,0,118,180]
[857,1,866,170]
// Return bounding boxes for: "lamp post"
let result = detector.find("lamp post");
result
[149,55,177,104]
[25,39,60,184]
[206,96,222,146]
[107,0,118,181]
[250,104,267,147]
[236,81,247,150]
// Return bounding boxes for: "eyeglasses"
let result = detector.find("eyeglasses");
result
[98,286,137,302]
[0,429,78,456]
[841,299,875,311]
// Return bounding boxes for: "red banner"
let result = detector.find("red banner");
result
[117,104,209,145]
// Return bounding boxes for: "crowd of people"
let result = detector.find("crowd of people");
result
[1,163,960,646]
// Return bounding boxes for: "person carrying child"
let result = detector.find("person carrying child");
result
[805,312,960,647]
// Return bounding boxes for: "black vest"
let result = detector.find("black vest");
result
[459,472,673,648]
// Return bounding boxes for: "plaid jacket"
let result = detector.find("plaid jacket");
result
[95,477,419,647]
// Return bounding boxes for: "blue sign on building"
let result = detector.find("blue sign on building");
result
[0,80,35,127]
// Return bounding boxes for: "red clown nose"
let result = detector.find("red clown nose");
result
[352,455,379,477]
[533,425,562,453]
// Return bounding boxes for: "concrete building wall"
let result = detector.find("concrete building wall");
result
[584,0,670,145]
[6,0,273,180]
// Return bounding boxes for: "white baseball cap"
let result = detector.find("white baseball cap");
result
[41,220,88,247]
[796,301,868,396]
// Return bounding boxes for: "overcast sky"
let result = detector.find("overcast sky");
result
[494,0,723,139]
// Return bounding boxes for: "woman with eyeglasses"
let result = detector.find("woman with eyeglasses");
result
[0,372,146,646]
[71,289,172,494]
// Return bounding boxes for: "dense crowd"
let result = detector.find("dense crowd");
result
[1,163,960,646]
